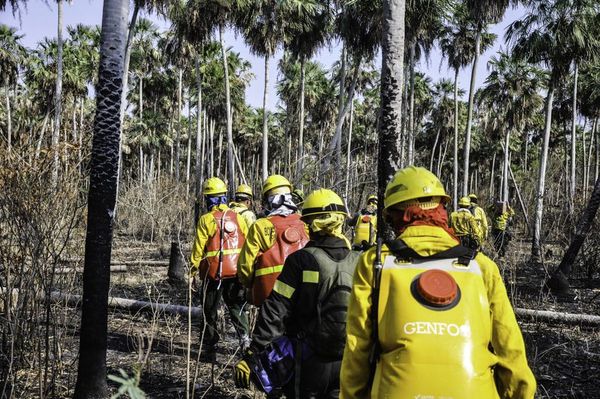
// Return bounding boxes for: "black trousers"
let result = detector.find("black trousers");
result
[282,356,341,399]
[493,228,511,257]
[201,278,249,346]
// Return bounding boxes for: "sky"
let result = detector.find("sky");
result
[1,1,526,111]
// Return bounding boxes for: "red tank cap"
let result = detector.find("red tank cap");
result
[283,227,301,243]
[417,269,458,306]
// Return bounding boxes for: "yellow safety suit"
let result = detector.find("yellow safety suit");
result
[190,204,249,271]
[494,206,515,231]
[472,205,489,239]
[237,217,310,288]
[340,225,536,399]
[229,201,257,227]
[450,208,484,245]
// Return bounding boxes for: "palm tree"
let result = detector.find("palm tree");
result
[378,0,406,223]
[461,0,512,196]
[479,52,545,204]
[0,25,25,153]
[404,0,450,166]
[427,78,456,173]
[73,0,129,397]
[440,5,495,209]
[281,0,331,182]
[507,0,581,262]
[236,0,284,180]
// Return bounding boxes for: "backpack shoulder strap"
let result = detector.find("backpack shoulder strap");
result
[386,239,477,266]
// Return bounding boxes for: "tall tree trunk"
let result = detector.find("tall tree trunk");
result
[345,100,354,200]
[502,129,511,202]
[262,54,270,180]
[400,65,409,168]
[217,127,223,176]
[209,118,215,177]
[195,55,203,197]
[407,40,416,166]
[547,174,600,294]
[73,1,128,397]
[35,112,50,160]
[219,25,235,195]
[174,69,182,182]
[569,62,579,213]
[532,78,556,263]
[119,2,139,125]
[462,30,481,196]
[489,151,496,199]
[297,56,306,184]
[5,86,11,153]
[586,119,596,196]
[330,57,361,175]
[52,0,64,187]
[378,0,405,238]
[453,68,459,211]
[429,128,441,172]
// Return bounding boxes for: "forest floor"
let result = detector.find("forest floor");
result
[48,235,600,398]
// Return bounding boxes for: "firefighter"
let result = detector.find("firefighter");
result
[237,175,309,307]
[229,183,257,227]
[493,201,515,257]
[234,189,360,398]
[340,166,536,399]
[190,177,250,356]
[450,196,483,249]
[347,195,378,250]
[469,193,489,240]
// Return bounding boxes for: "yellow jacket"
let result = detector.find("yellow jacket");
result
[494,207,515,231]
[237,216,309,288]
[340,225,536,399]
[450,208,483,244]
[472,205,489,239]
[190,204,249,270]
[229,201,257,227]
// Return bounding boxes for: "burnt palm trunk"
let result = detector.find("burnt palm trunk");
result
[462,29,481,196]
[378,0,405,238]
[262,54,270,181]
[52,0,64,187]
[219,25,235,195]
[73,1,129,397]
[547,175,600,294]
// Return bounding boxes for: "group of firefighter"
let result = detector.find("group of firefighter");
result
[189,166,535,399]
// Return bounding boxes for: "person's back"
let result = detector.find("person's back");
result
[469,194,489,239]
[450,197,482,248]
[237,175,309,307]
[340,167,536,399]
[349,195,378,250]
[235,189,360,398]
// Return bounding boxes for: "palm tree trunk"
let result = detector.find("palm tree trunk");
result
[36,112,50,160]
[407,40,416,166]
[262,54,270,180]
[462,30,481,197]
[489,151,496,199]
[217,127,223,176]
[195,55,203,197]
[52,0,64,187]
[219,26,235,194]
[569,62,579,213]
[174,68,183,181]
[379,0,406,238]
[209,118,215,177]
[532,79,556,263]
[503,129,511,202]
[595,117,599,182]
[297,56,306,183]
[586,119,596,195]
[453,68,459,211]
[5,86,11,153]
[73,1,128,397]
[345,100,354,199]
[429,128,441,171]
[119,2,139,125]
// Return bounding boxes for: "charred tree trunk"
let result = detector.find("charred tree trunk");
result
[73,1,129,397]
[462,30,481,197]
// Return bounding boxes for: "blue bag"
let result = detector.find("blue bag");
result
[250,336,295,394]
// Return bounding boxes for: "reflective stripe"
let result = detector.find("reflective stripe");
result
[255,265,284,277]
[273,280,296,299]
[383,256,482,275]
[302,270,319,283]
[205,248,242,258]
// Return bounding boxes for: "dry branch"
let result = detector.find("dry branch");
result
[55,266,128,274]
[515,307,600,326]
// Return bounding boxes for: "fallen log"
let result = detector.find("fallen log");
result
[515,307,600,327]
[55,266,128,274]
[60,258,169,267]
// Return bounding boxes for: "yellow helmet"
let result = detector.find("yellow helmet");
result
[468,193,478,202]
[262,174,292,196]
[236,184,253,199]
[367,194,378,205]
[384,166,450,210]
[301,189,348,219]
[203,177,227,196]
[459,196,471,207]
